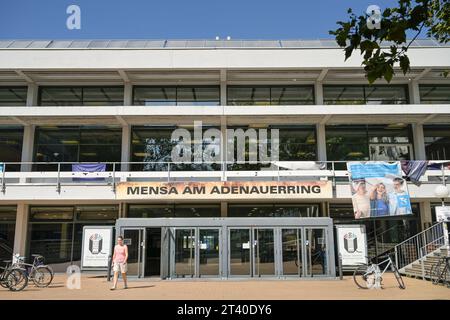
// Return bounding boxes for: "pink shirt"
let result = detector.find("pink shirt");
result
[113,244,127,263]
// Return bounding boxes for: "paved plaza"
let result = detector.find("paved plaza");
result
[0,273,449,300]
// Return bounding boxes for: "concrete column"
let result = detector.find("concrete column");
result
[220,116,227,181]
[316,123,327,161]
[121,125,131,172]
[20,125,35,174]
[419,201,433,230]
[408,80,421,104]
[314,81,324,105]
[220,202,227,217]
[412,123,426,160]
[13,203,29,255]
[220,69,227,106]
[124,82,133,106]
[26,83,38,106]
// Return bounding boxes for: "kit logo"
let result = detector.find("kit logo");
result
[89,233,103,254]
[343,232,361,253]
[66,4,81,30]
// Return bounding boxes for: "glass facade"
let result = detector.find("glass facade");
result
[0,206,16,261]
[227,86,314,105]
[131,125,220,171]
[0,126,23,171]
[33,126,122,171]
[128,204,221,218]
[228,204,321,217]
[39,86,124,106]
[326,125,413,165]
[0,87,27,106]
[133,86,220,106]
[419,85,450,104]
[27,205,118,269]
[424,125,450,160]
[323,85,408,104]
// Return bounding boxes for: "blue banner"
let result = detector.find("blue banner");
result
[72,163,106,181]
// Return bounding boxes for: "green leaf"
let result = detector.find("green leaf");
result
[383,65,394,83]
[399,55,410,74]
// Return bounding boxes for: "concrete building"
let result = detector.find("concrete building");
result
[0,39,449,278]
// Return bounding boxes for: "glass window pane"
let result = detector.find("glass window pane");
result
[0,127,23,169]
[82,87,124,106]
[176,87,220,106]
[0,87,27,106]
[0,206,16,221]
[227,87,271,105]
[365,86,407,104]
[367,124,411,143]
[128,205,174,218]
[133,87,176,106]
[275,125,317,160]
[326,125,369,161]
[420,85,450,104]
[324,86,365,104]
[30,207,74,220]
[424,125,450,160]
[174,204,221,217]
[270,86,314,105]
[75,205,118,220]
[39,87,83,106]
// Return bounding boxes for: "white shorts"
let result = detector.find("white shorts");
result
[113,262,127,273]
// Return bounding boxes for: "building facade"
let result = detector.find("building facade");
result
[0,39,449,278]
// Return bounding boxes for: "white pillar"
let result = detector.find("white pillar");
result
[220,69,227,106]
[315,81,324,105]
[221,202,227,217]
[26,83,38,106]
[13,203,29,255]
[124,82,133,106]
[419,201,433,230]
[408,80,421,104]
[121,125,131,172]
[20,125,35,174]
[412,123,426,160]
[220,116,227,181]
[316,123,327,161]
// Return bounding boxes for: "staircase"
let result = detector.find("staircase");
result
[393,221,449,280]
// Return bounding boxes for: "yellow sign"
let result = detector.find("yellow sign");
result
[116,181,332,200]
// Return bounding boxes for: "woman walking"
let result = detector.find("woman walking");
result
[111,235,128,290]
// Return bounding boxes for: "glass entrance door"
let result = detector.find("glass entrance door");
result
[122,228,145,277]
[229,228,251,276]
[305,228,328,277]
[253,228,275,276]
[281,228,302,277]
[198,228,221,277]
[174,228,196,278]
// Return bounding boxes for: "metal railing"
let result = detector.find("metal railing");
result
[0,160,449,193]
[394,221,447,272]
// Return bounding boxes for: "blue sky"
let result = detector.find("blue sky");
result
[0,0,418,39]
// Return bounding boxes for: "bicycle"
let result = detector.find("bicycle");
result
[430,256,450,287]
[13,254,54,288]
[353,253,405,290]
[0,260,29,291]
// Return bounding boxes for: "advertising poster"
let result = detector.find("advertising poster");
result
[335,225,367,266]
[435,206,450,222]
[81,226,113,270]
[347,161,412,219]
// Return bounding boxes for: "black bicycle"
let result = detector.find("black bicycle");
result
[430,256,450,287]
[0,260,29,291]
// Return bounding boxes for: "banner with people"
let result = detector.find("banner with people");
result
[347,161,412,219]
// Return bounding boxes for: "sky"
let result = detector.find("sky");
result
[0,0,422,39]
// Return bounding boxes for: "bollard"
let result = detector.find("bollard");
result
[107,255,112,282]
[338,253,343,280]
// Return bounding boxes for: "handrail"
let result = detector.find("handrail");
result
[395,221,445,248]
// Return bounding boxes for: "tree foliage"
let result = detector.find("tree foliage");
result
[330,0,449,83]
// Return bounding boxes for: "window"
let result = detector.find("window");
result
[28,205,118,270]
[424,125,450,160]
[0,87,27,106]
[228,204,321,217]
[133,86,220,106]
[39,87,124,106]
[227,86,314,105]
[326,124,412,165]
[323,85,408,104]
[127,204,220,218]
[0,206,16,261]
[33,126,122,171]
[131,125,221,171]
[0,126,23,171]
[420,85,450,104]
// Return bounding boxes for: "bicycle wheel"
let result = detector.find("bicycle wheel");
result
[392,268,406,289]
[31,266,53,287]
[353,264,376,289]
[6,268,28,292]
[431,261,443,285]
